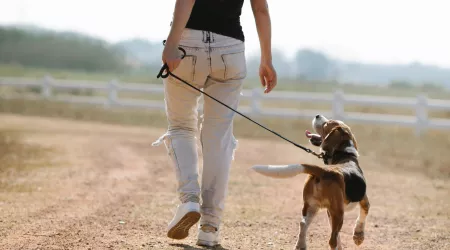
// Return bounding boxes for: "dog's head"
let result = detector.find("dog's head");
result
[306,115,359,161]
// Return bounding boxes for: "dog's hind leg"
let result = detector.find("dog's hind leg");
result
[327,185,345,250]
[328,207,344,250]
[295,202,318,250]
[327,211,343,250]
[353,194,370,246]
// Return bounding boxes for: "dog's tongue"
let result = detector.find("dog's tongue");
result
[305,130,312,138]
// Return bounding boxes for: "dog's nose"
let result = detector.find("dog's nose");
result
[315,114,321,119]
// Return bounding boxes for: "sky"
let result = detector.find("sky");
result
[0,0,449,68]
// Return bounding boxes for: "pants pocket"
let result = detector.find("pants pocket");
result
[221,51,246,81]
[172,53,197,83]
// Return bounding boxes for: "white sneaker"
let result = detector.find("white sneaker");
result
[167,202,201,240]
[196,224,220,247]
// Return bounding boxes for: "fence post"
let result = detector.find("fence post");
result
[251,88,262,117]
[332,89,345,120]
[106,79,118,108]
[42,75,52,99]
[415,94,428,136]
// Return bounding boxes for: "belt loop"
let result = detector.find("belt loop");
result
[205,31,211,43]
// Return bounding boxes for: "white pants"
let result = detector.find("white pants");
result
[153,28,246,228]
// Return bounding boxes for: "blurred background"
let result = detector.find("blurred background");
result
[1,0,450,89]
[0,1,449,249]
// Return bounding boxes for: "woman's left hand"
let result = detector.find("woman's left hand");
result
[259,61,277,94]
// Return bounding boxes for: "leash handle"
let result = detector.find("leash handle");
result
[157,41,186,79]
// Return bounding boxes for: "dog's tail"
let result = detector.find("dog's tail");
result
[252,164,328,179]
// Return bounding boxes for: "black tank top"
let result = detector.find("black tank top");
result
[184,0,245,42]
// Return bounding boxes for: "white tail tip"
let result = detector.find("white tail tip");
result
[251,164,304,178]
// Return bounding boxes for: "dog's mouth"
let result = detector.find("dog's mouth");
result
[305,130,322,147]
[306,115,329,147]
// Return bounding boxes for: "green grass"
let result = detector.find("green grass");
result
[0,98,170,128]
[243,78,450,99]
[0,96,444,141]
[1,97,449,180]
[0,97,310,143]
[0,64,162,84]
[2,64,450,99]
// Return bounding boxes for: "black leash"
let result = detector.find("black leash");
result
[157,43,323,160]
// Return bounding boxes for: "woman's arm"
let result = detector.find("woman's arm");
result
[251,0,272,63]
[250,0,277,93]
[162,0,196,72]
[165,0,195,48]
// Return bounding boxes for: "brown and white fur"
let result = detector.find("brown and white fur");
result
[252,115,370,250]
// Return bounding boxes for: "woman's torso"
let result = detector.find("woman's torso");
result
[184,0,245,42]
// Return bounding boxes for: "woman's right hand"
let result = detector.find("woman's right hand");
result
[162,44,182,73]
[162,0,196,72]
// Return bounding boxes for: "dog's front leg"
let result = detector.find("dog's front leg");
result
[353,194,370,246]
[295,202,318,250]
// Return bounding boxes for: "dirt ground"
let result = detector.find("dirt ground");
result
[0,114,449,250]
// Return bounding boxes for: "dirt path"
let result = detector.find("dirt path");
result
[0,114,449,250]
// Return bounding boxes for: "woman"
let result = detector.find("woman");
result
[154,0,277,247]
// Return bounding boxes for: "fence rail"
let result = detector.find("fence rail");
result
[1,76,450,136]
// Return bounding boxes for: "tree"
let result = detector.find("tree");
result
[245,48,292,79]
[0,26,128,73]
[294,49,333,81]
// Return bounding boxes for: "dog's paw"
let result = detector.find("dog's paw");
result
[353,231,365,245]
[294,241,307,250]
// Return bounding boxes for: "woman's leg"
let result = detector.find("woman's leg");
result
[152,28,209,240]
[199,76,243,227]
[161,79,202,203]
[197,33,246,246]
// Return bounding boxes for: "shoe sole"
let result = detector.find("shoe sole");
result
[196,239,219,247]
[167,211,201,240]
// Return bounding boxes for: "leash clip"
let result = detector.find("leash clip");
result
[298,145,324,160]
[157,40,187,79]
[312,151,325,159]
[306,148,324,159]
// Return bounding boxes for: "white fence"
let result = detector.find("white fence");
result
[1,76,450,136]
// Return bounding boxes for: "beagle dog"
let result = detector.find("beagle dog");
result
[252,115,370,250]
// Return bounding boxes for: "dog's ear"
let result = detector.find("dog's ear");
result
[321,125,357,154]
[340,126,358,150]
[321,126,342,155]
